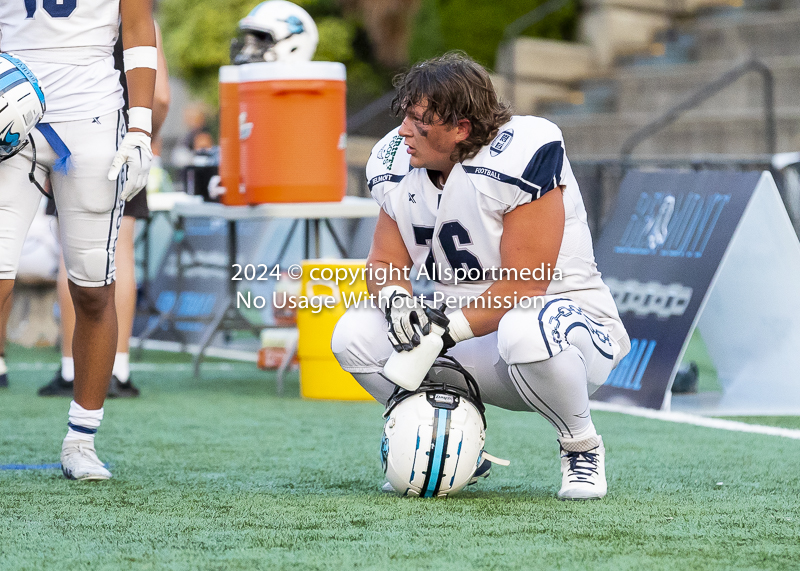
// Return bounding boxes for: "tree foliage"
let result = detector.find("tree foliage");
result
[159,0,387,109]
[409,0,578,70]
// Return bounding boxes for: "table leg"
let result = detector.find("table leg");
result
[304,220,310,259]
[134,214,186,359]
[322,218,349,258]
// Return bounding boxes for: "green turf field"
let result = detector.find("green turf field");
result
[1,343,799,571]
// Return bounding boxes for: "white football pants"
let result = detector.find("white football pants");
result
[0,111,125,287]
[332,297,627,441]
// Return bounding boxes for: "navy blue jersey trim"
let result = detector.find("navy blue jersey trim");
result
[462,165,540,195]
[368,173,405,191]
[521,141,564,195]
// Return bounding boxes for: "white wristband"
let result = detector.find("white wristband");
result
[379,285,410,311]
[447,309,474,343]
[127,107,152,134]
[123,45,158,71]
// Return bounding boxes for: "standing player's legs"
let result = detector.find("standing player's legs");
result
[37,250,76,395]
[0,143,50,389]
[49,112,126,480]
[0,290,12,387]
[40,192,145,398]
[42,217,139,395]
[107,198,147,398]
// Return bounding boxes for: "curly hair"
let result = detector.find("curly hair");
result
[391,52,512,162]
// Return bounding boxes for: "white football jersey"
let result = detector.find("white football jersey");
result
[367,116,629,349]
[0,0,123,122]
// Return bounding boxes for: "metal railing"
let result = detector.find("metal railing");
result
[620,59,777,160]
[501,0,575,43]
[346,91,396,134]
[570,155,795,240]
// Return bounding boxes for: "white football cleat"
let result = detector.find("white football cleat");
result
[557,436,606,500]
[61,439,112,481]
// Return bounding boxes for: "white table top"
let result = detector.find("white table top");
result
[147,192,204,212]
[170,195,380,220]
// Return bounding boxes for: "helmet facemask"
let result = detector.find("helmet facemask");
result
[231,30,277,65]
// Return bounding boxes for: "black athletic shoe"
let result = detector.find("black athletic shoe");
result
[0,372,7,388]
[38,369,74,397]
[107,375,140,398]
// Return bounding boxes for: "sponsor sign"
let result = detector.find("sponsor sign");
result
[591,170,761,409]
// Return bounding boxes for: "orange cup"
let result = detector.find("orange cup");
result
[238,62,347,204]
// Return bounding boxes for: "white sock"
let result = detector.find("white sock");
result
[61,357,75,382]
[112,353,130,383]
[0,356,7,376]
[65,400,103,444]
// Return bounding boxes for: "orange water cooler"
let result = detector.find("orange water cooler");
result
[238,62,347,204]
[218,65,248,206]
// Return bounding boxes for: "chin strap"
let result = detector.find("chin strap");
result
[27,135,52,199]
[481,452,511,466]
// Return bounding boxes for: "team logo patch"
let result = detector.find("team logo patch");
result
[377,135,403,168]
[380,432,390,473]
[490,129,514,156]
[281,15,305,35]
[1,122,20,153]
[434,394,455,406]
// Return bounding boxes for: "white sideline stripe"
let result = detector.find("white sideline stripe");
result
[129,337,258,362]
[590,401,800,440]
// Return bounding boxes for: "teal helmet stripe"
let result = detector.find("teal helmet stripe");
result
[0,70,26,96]
[0,53,46,111]
[422,408,451,498]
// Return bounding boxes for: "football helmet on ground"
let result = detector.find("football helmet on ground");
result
[0,53,45,163]
[231,1,318,64]
[380,356,509,498]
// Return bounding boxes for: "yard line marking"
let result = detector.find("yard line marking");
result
[0,463,61,471]
[590,401,800,440]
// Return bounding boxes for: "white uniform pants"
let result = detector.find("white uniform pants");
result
[0,110,125,287]
[332,296,627,438]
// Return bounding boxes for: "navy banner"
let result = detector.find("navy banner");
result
[591,170,762,409]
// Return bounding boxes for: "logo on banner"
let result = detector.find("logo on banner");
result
[605,278,692,319]
[604,338,656,391]
[615,192,731,258]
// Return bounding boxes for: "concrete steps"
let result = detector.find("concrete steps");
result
[554,107,800,158]
[690,8,800,60]
[613,55,800,114]
[542,1,800,159]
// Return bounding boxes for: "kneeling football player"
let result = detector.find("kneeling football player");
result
[331,53,630,499]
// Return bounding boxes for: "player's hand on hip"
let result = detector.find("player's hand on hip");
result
[380,285,430,352]
[107,130,153,201]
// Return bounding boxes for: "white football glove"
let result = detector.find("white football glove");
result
[380,285,430,352]
[107,131,153,201]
